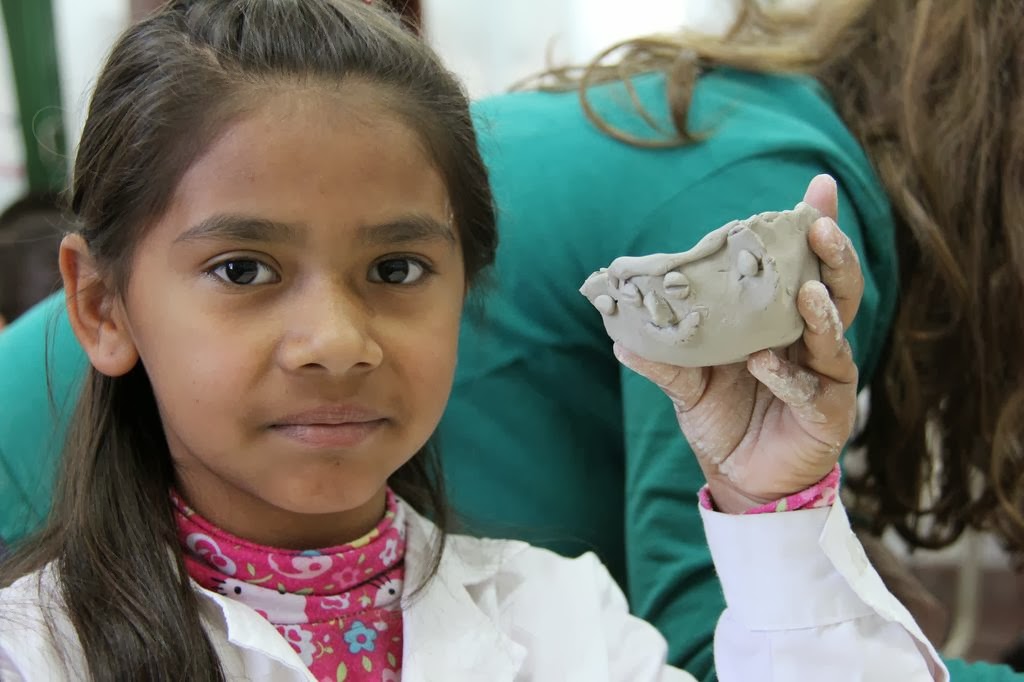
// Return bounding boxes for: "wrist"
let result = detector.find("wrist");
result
[705,481,777,514]
[705,465,842,515]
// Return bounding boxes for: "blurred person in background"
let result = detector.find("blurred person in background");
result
[0,194,65,329]
[0,193,64,559]
[435,1,1024,679]
[0,1,1021,679]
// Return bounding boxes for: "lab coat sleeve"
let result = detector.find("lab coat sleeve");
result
[573,552,698,682]
[700,497,949,681]
[0,647,28,681]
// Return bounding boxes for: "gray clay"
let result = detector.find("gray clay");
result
[579,202,822,366]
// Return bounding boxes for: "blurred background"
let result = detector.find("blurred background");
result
[0,0,720,212]
[0,0,1021,668]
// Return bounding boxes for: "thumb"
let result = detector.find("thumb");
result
[613,343,706,409]
[802,174,838,222]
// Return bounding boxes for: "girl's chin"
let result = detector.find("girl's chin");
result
[260,477,389,516]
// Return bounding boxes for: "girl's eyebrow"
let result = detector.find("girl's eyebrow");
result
[173,213,455,247]
[174,214,303,245]
[357,215,456,247]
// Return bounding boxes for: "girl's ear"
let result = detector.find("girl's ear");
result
[60,234,139,377]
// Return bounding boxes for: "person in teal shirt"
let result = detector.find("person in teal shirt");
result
[2,1,1023,680]
[442,68,896,676]
[440,2,1024,680]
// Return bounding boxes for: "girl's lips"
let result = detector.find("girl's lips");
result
[271,420,386,448]
[274,405,386,425]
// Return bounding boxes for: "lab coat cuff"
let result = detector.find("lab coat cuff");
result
[700,497,877,631]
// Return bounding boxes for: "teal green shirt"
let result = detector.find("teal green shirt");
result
[0,295,84,540]
[0,69,1017,680]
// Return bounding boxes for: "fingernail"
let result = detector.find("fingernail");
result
[815,173,837,192]
[765,350,781,371]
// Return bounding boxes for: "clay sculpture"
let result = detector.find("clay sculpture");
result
[580,202,822,366]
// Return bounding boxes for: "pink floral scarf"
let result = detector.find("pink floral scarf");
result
[174,489,406,682]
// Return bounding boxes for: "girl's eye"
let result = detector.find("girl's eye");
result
[210,259,279,286]
[369,258,427,285]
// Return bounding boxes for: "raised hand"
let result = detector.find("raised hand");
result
[614,175,862,513]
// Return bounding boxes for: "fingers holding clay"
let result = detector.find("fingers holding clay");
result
[802,173,863,330]
[797,280,858,385]
[592,179,862,505]
[613,343,707,410]
[747,278,859,442]
[809,216,863,330]
[748,350,820,416]
[747,344,857,451]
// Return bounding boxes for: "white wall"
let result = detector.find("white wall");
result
[3,0,708,207]
[0,10,25,211]
[0,0,737,207]
[52,0,130,162]
[422,0,838,98]
[0,0,130,211]
[423,0,692,98]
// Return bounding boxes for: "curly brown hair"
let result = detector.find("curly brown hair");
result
[534,0,1024,556]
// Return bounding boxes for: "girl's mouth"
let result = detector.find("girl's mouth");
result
[270,405,388,448]
[270,420,386,448]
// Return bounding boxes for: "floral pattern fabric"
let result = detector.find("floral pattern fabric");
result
[174,489,406,682]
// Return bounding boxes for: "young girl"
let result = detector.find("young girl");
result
[0,1,945,680]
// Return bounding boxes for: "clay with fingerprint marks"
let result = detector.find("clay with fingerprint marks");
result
[579,202,822,366]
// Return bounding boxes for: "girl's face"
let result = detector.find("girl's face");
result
[119,88,464,547]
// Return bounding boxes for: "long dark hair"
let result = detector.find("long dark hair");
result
[0,1,496,680]
[534,0,1024,556]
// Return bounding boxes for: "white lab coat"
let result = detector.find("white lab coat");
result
[0,497,948,681]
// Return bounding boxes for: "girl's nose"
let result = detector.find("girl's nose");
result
[276,287,383,376]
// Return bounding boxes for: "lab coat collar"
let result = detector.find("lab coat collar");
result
[399,501,529,682]
[197,583,315,680]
